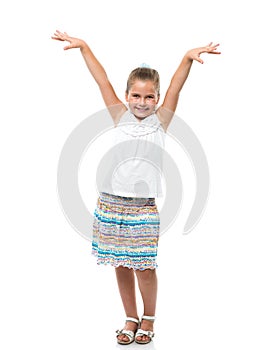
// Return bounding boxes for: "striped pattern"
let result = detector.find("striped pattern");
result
[92,192,160,270]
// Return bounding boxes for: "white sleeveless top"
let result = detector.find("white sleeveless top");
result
[99,110,166,198]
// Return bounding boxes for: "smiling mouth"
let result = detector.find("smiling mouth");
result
[135,107,149,111]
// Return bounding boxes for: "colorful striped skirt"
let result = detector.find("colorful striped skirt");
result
[92,192,160,270]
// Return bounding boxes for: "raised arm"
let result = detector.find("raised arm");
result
[157,42,221,131]
[52,30,127,123]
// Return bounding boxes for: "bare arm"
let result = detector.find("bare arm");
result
[157,42,221,131]
[52,30,127,123]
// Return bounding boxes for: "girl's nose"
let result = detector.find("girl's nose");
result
[139,97,146,105]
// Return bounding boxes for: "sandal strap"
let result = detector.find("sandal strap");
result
[142,315,156,322]
[116,329,135,339]
[126,317,139,324]
[136,328,154,339]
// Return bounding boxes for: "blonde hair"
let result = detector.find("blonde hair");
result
[126,67,160,96]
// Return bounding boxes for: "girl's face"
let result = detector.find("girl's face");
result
[125,80,160,120]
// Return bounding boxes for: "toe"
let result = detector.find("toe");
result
[118,334,126,342]
[122,335,128,342]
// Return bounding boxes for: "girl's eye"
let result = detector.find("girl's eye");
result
[147,96,154,99]
[132,94,140,98]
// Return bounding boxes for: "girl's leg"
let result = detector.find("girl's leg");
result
[135,269,157,342]
[115,266,139,342]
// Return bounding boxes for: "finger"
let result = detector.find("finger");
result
[51,37,61,41]
[51,38,65,42]
[63,45,73,50]
[54,30,69,41]
[210,43,220,49]
[208,44,221,54]
[54,30,64,37]
[195,55,204,64]
[52,32,62,40]
[211,43,220,50]
[205,42,219,49]
[207,45,221,54]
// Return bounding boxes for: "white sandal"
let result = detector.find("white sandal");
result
[116,317,139,345]
[135,315,155,344]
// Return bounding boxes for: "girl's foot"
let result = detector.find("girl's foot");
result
[116,317,139,344]
[135,316,155,344]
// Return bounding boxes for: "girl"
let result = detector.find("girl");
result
[52,30,220,345]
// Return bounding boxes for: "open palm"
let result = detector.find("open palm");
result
[51,30,85,50]
[187,42,221,64]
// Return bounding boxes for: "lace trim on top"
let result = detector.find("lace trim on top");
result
[118,111,162,137]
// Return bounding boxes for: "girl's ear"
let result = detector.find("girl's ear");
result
[125,91,129,102]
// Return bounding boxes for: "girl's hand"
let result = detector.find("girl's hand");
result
[51,30,86,50]
[186,42,221,64]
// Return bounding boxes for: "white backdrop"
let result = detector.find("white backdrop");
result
[1,0,268,349]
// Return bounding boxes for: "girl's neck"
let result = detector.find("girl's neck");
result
[129,109,155,123]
